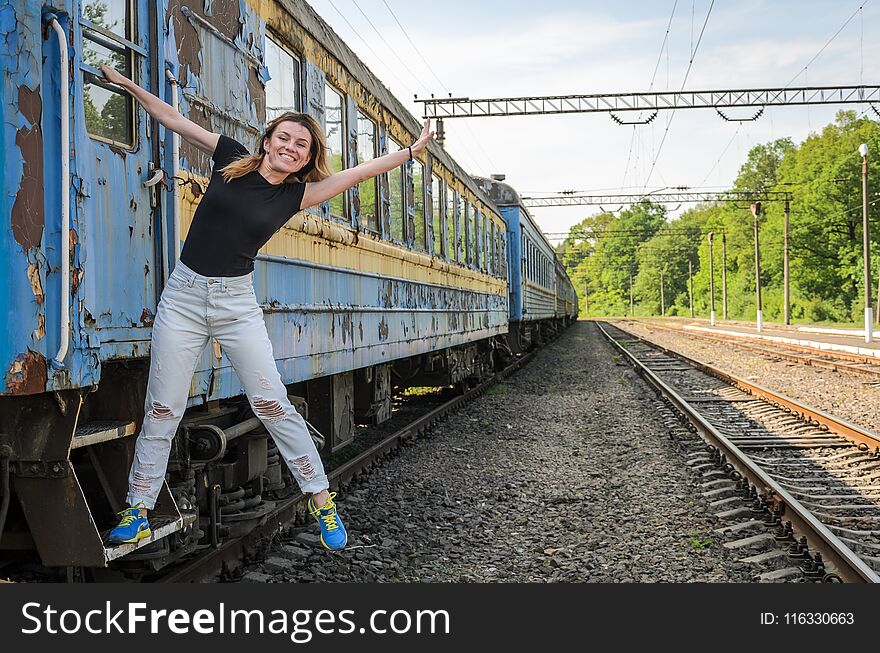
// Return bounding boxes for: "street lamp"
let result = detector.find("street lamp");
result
[860,143,873,343]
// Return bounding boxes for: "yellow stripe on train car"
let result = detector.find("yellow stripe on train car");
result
[177,175,508,296]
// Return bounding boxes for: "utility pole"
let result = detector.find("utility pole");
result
[752,202,763,332]
[629,267,634,317]
[708,232,716,326]
[722,233,728,320]
[860,143,873,342]
[584,281,589,316]
[688,260,694,318]
[659,268,666,316]
[783,199,791,325]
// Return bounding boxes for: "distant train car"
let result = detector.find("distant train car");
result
[1,1,510,572]
[555,258,578,322]
[473,175,577,353]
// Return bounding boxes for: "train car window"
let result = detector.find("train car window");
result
[324,84,346,221]
[480,213,492,272]
[82,0,135,147]
[463,201,471,265]
[432,176,443,256]
[473,209,481,270]
[356,111,378,232]
[488,221,495,274]
[446,188,458,262]
[387,139,405,242]
[527,241,531,280]
[265,36,301,119]
[489,221,495,274]
[412,159,426,250]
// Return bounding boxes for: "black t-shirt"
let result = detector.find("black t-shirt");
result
[178,135,306,277]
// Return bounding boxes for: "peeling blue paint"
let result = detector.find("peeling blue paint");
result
[1,0,518,400]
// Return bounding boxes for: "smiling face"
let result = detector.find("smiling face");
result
[262,120,313,176]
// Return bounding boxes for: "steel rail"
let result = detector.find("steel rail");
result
[157,350,536,583]
[596,321,880,583]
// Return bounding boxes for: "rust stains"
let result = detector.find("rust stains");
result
[5,351,47,395]
[180,102,214,175]
[27,262,43,304]
[378,317,388,341]
[12,85,44,250]
[168,0,202,86]
[204,0,242,41]
[140,307,155,327]
[247,65,266,124]
[341,313,351,345]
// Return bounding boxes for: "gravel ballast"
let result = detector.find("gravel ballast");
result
[243,320,754,583]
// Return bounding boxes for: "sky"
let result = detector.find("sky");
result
[305,0,880,241]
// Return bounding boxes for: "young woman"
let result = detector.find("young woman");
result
[99,64,434,551]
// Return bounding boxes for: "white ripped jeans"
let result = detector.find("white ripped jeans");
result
[127,261,328,509]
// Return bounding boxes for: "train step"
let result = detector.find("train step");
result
[72,420,137,449]
[101,512,198,563]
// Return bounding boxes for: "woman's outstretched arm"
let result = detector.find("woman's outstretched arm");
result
[301,119,435,210]
[100,65,220,155]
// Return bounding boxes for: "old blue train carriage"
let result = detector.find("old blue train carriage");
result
[0,0,508,571]
[555,257,578,323]
[474,175,575,353]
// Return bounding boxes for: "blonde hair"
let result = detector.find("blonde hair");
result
[220,112,332,183]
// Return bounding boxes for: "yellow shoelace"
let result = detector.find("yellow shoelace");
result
[116,503,146,527]
[117,514,137,528]
[311,493,340,532]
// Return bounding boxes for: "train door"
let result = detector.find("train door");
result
[75,1,164,349]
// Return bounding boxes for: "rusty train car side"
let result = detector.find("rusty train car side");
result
[0,1,573,575]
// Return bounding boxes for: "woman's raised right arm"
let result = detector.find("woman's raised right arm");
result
[100,65,219,154]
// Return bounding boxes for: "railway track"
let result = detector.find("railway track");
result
[618,319,880,380]
[156,351,536,583]
[599,321,880,583]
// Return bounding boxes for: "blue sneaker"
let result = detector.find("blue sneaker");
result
[308,492,347,550]
[108,503,151,544]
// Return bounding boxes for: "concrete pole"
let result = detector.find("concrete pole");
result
[722,233,728,320]
[584,281,589,315]
[708,232,716,326]
[659,268,665,316]
[752,202,763,332]
[629,267,634,317]
[860,145,873,343]
[688,259,694,318]
[783,200,791,325]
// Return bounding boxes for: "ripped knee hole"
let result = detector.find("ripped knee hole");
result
[252,396,287,423]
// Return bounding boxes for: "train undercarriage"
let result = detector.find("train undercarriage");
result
[0,330,560,578]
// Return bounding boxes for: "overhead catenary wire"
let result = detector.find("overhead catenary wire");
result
[782,0,872,90]
[378,0,499,171]
[621,0,679,189]
[324,0,414,96]
[642,0,715,190]
[323,0,490,172]
[350,0,430,94]
[696,0,874,192]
